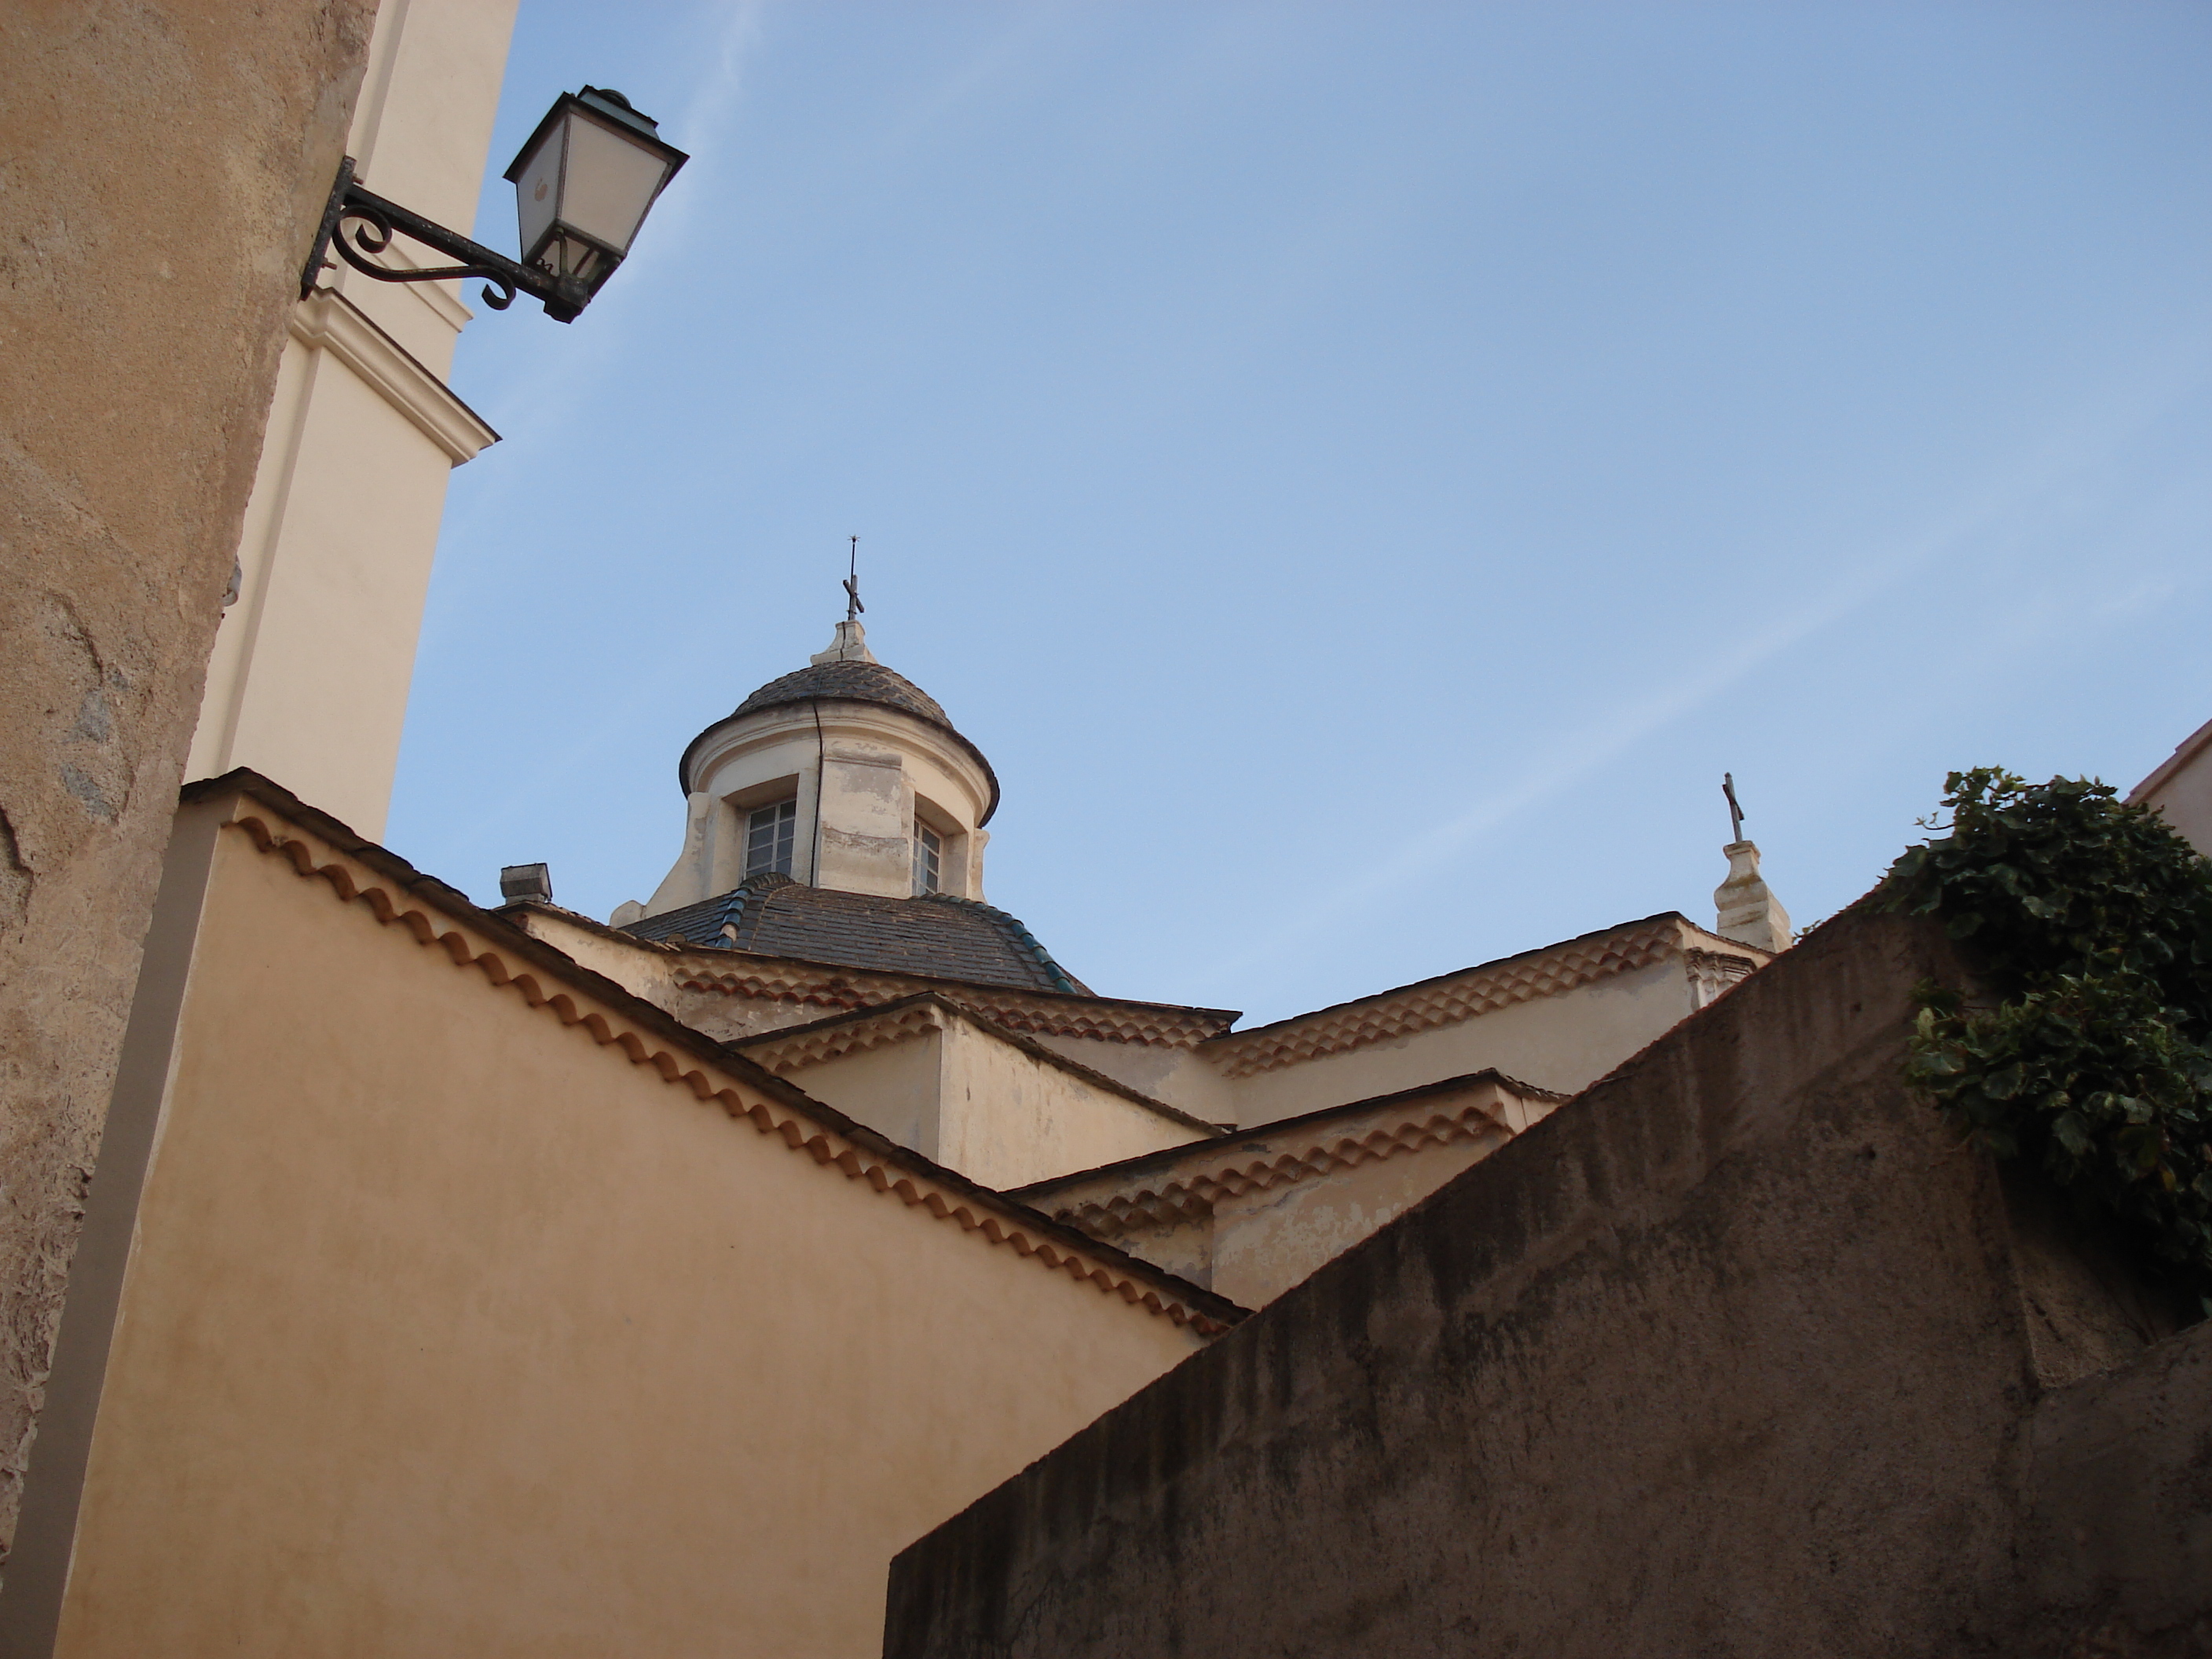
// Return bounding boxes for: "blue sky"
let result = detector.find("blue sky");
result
[389,1,2212,1025]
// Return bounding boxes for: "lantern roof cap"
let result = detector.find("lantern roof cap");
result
[501,85,687,185]
[575,86,665,140]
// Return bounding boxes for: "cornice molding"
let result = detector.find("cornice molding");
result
[670,954,1237,1049]
[291,289,499,465]
[219,801,1236,1336]
[1024,1075,1558,1241]
[734,992,1227,1137]
[1200,916,1766,1079]
[739,997,948,1072]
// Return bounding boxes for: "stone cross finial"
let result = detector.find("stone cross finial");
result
[1715,840,1791,953]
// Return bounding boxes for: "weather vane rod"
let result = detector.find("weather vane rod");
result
[1722,772,1745,844]
[844,534,864,623]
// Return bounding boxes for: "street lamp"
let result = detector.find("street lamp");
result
[301,86,688,323]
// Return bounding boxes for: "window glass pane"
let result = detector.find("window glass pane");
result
[748,799,797,876]
[914,821,943,895]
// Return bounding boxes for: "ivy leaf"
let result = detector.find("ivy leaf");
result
[1889,767,2212,1299]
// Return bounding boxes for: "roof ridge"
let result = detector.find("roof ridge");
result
[1200,914,1718,1079]
[1016,1074,1557,1243]
[716,870,793,949]
[731,991,1225,1137]
[200,773,1246,1335]
[622,870,795,950]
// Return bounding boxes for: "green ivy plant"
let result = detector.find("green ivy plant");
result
[1875,767,2212,1304]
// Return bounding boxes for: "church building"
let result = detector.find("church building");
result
[13,602,1789,1657]
[510,614,1782,1306]
[10,7,2206,1654]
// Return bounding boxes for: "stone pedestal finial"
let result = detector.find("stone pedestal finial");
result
[1715,841,1791,953]
[811,620,877,665]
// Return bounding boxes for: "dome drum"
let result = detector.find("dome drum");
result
[639,624,998,920]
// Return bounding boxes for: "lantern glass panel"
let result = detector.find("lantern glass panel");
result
[511,124,563,266]
[560,112,672,257]
[504,89,688,305]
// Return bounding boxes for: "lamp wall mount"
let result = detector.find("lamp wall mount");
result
[301,157,594,324]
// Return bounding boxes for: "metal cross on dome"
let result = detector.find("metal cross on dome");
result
[844,535,865,622]
[1723,772,1746,844]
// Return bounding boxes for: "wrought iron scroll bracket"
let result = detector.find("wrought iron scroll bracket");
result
[300,157,592,324]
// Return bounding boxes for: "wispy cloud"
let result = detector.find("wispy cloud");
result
[1196,328,2212,998]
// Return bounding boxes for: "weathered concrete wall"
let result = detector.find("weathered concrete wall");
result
[886,913,2210,1657]
[0,0,372,1559]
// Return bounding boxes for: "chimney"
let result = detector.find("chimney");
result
[499,863,553,906]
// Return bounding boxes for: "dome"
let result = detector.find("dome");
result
[676,635,1000,825]
[731,658,953,727]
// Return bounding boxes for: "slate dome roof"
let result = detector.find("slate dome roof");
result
[621,873,1086,995]
[731,659,951,727]
[679,654,1000,824]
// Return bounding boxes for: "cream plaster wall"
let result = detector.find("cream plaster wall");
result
[786,1030,945,1159]
[191,339,479,837]
[1029,1033,1239,1124]
[50,807,1206,1659]
[1090,1215,1214,1292]
[1219,956,1699,1126]
[2132,716,2212,859]
[186,0,517,840]
[504,906,683,1009]
[645,789,720,914]
[936,1020,1210,1190]
[760,1013,1212,1192]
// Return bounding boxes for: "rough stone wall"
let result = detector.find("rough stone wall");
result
[0,0,373,1560]
[886,913,2212,1657]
